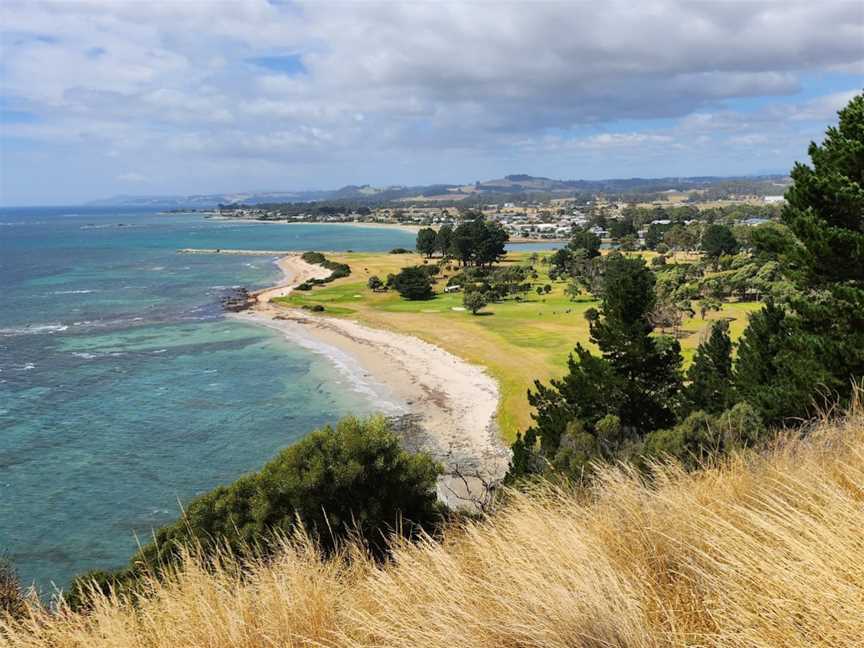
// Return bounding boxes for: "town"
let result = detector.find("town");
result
[212,180,787,245]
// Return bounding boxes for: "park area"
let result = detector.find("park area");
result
[276,249,761,440]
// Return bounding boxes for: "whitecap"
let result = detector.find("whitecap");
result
[52,289,96,295]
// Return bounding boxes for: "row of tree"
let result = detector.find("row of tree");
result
[416,215,509,267]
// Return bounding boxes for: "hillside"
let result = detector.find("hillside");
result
[5,403,863,647]
[84,174,789,207]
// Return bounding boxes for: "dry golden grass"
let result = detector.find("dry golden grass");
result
[5,404,864,647]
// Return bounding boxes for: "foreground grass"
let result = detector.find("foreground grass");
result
[6,406,864,647]
[278,251,759,439]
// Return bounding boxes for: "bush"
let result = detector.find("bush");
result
[0,556,25,620]
[367,275,384,291]
[67,416,442,610]
[392,266,435,300]
[299,251,351,288]
[389,248,411,254]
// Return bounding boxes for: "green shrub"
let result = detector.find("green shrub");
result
[66,416,442,610]
[299,251,351,287]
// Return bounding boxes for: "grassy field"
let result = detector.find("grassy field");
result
[9,408,863,646]
[277,250,761,441]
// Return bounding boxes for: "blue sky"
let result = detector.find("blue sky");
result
[0,1,862,206]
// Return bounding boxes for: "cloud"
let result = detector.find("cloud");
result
[0,0,862,202]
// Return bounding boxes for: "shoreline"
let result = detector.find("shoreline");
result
[233,254,510,508]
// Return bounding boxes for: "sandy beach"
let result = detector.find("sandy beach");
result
[233,254,510,508]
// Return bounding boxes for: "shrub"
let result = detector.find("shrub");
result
[463,290,488,315]
[299,251,351,288]
[367,275,384,291]
[66,416,442,610]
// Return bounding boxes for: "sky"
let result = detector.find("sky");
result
[0,1,862,206]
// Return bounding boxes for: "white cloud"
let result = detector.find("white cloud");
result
[0,0,862,202]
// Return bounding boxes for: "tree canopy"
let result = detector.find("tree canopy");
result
[393,265,435,300]
[415,227,438,257]
[449,218,509,267]
[734,92,864,422]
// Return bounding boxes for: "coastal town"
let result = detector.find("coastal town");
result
[212,187,786,244]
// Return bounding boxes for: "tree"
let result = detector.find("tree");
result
[564,279,582,301]
[516,254,683,480]
[685,320,734,414]
[645,223,671,250]
[664,224,698,251]
[463,290,488,315]
[392,266,434,300]
[734,302,826,423]
[449,219,509,267]
[702,224,739,264]
[608,219,636,240]
[367,275,384,291]
[735,92,864,421]
[416,227,438,258]
[450,222,476,266]
[435,224,453,257]
[475,220,509,266]
[569,228,601,258]
[67,416,442,610]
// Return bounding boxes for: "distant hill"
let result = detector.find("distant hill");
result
[86,174,789,207]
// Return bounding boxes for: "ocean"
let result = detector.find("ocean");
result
[0,207,417,593]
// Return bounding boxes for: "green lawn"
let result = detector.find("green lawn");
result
[276,251,761,442]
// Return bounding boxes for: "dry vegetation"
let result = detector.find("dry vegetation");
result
[5,403,864,647]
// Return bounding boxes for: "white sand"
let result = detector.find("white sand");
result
[234,254,510,509]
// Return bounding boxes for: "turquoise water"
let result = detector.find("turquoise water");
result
[0,208,416,593]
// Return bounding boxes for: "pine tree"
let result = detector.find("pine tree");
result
[735,92,864,421]
[685,320,734,414]
[517,254,683,479]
